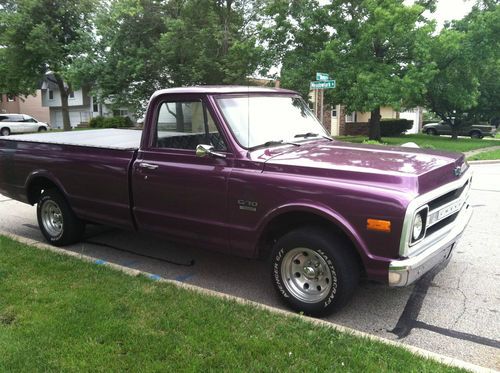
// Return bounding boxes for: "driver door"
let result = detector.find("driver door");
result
[132,96,232,250]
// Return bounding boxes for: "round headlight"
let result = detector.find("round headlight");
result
[412,213,423,241]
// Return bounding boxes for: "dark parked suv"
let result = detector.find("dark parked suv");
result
[422,121,496,138]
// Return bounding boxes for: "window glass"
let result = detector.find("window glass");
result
[216,96,327,149]
[48,90,54,100]
[155,101,226,151]
[68,91,75,99]
[7,94,15,102]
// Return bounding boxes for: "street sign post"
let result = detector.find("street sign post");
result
[310,80,336,89]
[311,78,336,126]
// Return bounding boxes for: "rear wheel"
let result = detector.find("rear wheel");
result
[1,127,10,136]
[470,131,482,139]
[271,226,359,316]
[37,189,85,246]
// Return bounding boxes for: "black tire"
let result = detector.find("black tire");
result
[37,189,85,246]
[426,128,437,136]
[470,131,482,139]
[38,126,47,132]
[1,127,10,136]
[271,226,360,316]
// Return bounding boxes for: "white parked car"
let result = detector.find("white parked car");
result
[0,114,50,136]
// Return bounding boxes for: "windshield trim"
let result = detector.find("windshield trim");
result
[213,93,329,151]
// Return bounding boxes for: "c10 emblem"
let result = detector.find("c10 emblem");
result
[238,200,258,212]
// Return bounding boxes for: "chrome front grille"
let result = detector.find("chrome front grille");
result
[399,168,473,257]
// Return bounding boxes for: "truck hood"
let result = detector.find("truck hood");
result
[253,140,466,195]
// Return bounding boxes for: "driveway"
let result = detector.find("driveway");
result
[0,163,498,369]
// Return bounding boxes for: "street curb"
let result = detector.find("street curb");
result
[468,160,500,165]
[0,230,495,373]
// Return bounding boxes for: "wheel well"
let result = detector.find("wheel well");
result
[257,211,364,272]
[27,177,59,205]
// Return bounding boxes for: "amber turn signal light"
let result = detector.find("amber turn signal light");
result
[366,218,391,232]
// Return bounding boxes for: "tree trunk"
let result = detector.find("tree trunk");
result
[451,125,459,140]
[175,102,185,131]
[55,75,71,131]
[368,107,382,141]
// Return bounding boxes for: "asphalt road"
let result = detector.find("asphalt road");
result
[0,163,498,369]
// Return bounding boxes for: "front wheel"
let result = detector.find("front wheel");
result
[470,131,482,139]
[37,189,85,246]
[271,226,360,316]
[426,128,437,136]
[38,126,47,132]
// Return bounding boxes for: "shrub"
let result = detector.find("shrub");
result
[380,119,413,137]
[89,116,133,129]
[345,119,413,137]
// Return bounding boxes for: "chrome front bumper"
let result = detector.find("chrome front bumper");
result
[388,202,473,286]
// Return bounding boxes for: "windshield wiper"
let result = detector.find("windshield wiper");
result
[252,140,301,150]
[294,132,333,141]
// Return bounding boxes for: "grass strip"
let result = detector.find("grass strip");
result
[468,149,500,161]
[335,134,498,153]
[0,235,466,372]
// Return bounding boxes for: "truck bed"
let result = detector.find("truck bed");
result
[4,129,141,150]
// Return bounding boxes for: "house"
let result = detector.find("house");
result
[309,91,423,136]
[40,75,132,128]
[0,91,50,124]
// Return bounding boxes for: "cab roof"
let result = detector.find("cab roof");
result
[150,85,298,99]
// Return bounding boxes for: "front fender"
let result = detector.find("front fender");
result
[256,201,369,259]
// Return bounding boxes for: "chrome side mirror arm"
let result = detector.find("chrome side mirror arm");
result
[196,144,226,159]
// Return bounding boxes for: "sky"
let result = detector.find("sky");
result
[412,0,475,29]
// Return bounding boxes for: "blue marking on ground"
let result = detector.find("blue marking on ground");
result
[148,274,162,281]
[175,273,195,282]
[95,259,107,265]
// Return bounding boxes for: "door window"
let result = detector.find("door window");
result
[155,101,227,151]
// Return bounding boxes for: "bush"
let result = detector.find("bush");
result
[380,119,413,137]
[89,116,133,129]
[345,119,413,137]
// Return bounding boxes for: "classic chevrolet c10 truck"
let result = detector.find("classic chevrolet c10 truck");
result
[0,86,473,315]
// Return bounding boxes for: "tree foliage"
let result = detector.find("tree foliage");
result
[0,0,97,130]
[264,0,436,141]
[92,0,267,115]
[425,2,500,135]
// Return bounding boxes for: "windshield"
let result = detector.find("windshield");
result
[216,95,329,149]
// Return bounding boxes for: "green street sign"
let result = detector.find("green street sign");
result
[316,72,329,81]
[310,80,336,89]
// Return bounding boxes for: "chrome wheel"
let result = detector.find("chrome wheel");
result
[41,200,63,237]
[281,247,334,303]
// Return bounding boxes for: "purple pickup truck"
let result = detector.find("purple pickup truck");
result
[0,86,473,315]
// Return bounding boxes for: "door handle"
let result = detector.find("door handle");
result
[138,162,159,170]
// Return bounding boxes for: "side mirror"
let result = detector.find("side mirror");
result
[196,144,226,159]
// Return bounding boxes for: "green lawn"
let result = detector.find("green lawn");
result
[468,149,500,161]
[0,235,465,372]
[335,134,498,153]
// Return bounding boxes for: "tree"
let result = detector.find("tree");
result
[264,0,436,141]
[93,0,267,116]
[425,3,500,136]
[0,0,97,131]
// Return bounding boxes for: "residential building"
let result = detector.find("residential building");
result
[40,75,133,128]
[0,91,50,124]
